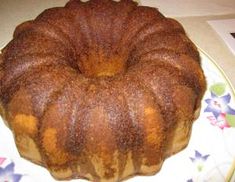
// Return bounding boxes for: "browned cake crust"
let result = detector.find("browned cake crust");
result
[0,0,206,181]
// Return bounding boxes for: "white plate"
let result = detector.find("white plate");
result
[0,51,235,182]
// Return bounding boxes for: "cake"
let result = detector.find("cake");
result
[0,0,206,181]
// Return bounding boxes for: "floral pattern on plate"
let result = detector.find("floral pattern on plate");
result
[204,83,235,130]
[190,150,210,172]
[0,157,24,182]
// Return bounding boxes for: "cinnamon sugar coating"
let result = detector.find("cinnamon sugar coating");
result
[0,0,206,181]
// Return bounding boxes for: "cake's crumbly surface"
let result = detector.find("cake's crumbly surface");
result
[0,0,206,181]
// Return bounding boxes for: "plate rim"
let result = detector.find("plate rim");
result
[198,47,235,98]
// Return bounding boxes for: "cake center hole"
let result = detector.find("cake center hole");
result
[77,55,127,78]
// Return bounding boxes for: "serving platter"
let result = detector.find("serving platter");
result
[0,51,235,182]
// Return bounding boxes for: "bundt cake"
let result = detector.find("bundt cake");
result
[0,0,206,181]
